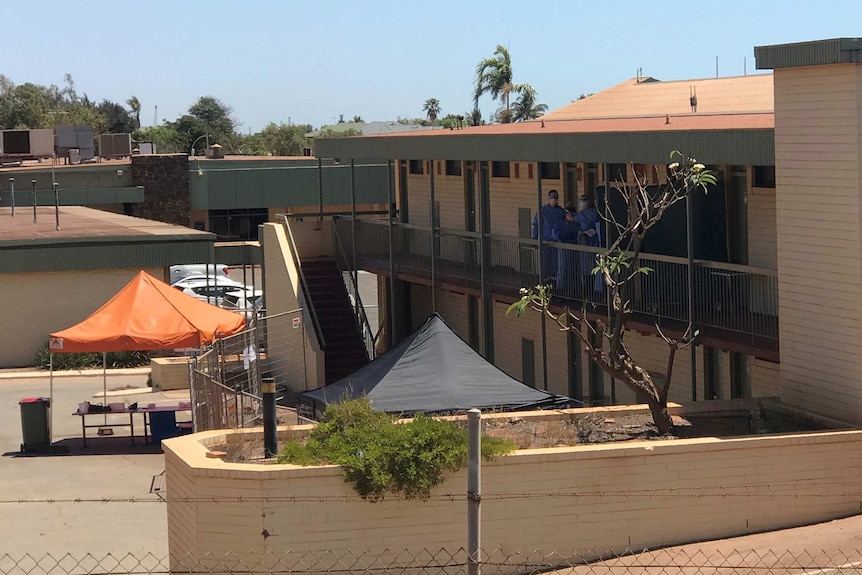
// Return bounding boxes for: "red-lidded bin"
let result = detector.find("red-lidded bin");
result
[19,397,50,453]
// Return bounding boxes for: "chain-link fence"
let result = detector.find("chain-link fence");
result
[4,548,862,575]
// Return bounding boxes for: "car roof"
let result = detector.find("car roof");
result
[173,276,243,286]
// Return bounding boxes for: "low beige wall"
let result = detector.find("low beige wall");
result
[0,267,164,368]
[164,409,862,571]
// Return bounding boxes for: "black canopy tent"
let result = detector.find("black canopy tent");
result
[299,314,580,419]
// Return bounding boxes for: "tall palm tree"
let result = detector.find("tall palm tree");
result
[126,96,141,129]
[423,98,441,122]
[512,85,548,122]
[474,45,522,123]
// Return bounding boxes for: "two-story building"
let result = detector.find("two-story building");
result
[266,38,862,427]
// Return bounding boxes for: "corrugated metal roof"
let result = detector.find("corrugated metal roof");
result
[756,38,862,69]
[317,128,775,165]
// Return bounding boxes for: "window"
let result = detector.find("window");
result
[208,208,269,241]
[445,160,462,176]
[492,161,510,178]
[607,163,627,182]
[754,165,775,188]
[409,160,424,175]
[539,162,561,180]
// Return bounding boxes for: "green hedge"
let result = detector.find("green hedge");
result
[34,345,151,371]
[278,398,515,500]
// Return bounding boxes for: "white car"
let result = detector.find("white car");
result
[223,289,264,321]
[169,264,231,285]
[172,275,244,306]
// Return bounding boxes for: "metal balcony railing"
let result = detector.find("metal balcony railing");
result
[336,217,779,342]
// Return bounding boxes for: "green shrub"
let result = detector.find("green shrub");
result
[277,399,515,501]
[34,345,151,371]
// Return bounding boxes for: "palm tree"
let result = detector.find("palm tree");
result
[423,98,441,122]
[474,45,522,123]
[512,85,548,122]
[126,96,141,129]
[352,115,364,123]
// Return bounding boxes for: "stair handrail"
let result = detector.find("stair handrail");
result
[332,215,378,358]
[279,214,326,351]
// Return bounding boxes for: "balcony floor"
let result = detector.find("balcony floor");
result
[356,253,779,362]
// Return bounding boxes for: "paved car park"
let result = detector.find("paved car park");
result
[0,370,170,556]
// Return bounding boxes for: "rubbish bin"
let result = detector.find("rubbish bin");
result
[19,397,50,453]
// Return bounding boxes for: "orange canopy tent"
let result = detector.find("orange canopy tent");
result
[49,270,246,353]
[47,271,246,438]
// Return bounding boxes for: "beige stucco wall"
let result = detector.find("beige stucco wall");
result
[260,222,324,393]
[0,267,163,368]
[773,63,862,423]
[165,424,862,569]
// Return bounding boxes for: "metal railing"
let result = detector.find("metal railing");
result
[190,341,262,433]
[331,217,379,359]
[278,214,326,351]
[339,217,779,341]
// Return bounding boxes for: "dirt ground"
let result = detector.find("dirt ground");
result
[223,408,831,462]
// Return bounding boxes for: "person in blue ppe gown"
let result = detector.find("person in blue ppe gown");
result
[531,189,565,281]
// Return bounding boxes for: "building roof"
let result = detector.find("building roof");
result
[543,74,774,120]
[315,74,776,165]
[756,37,862,69]
[0,206,215,273]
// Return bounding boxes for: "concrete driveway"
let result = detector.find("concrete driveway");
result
[0,370,170,557]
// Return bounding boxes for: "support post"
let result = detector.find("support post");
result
[536,163,548,390]
[317,157,324,229]
[9,178,14,217]
[686,174,698,401]
[387,160,396,345]
[262,377,277,458]
[467,408,482,575]
[53,183,60,231]
[350,159,358,314]
[31,180,37,223]
[430,160,437,312]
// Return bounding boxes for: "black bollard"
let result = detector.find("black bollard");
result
[262,377,277,458]
[31,180,36,223]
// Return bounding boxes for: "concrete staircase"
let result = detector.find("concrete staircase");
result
[301,259,369,384]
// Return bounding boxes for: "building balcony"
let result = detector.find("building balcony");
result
[335,217,779,361]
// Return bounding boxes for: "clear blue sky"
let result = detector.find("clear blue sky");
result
[5,0,861,131]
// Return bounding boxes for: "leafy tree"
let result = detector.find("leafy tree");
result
[97,100,137,133]
[508,153,716,435]
[467,107,483,126]
[423,98,441,122]
[351,115,364,123]
[248,122,312,156]
[126,96,141,129]
[132,125,185,153]
[438,114,464,129]
[314,127,362,138]
[512,85,548,121]
[167,96,238,154]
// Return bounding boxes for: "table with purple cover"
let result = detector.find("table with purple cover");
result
[72,403,192,447]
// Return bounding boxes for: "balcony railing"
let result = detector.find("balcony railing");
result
[334,217,778,342]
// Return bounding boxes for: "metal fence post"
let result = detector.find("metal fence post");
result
[262,377,277,458]
[467,408,482,575]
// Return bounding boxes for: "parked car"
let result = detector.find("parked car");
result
[223,289,264,322]
[172,275,244,306]
[169,264,231,285]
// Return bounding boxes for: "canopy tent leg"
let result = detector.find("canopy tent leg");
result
[49,353,53,444]
[102,352,107,427]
